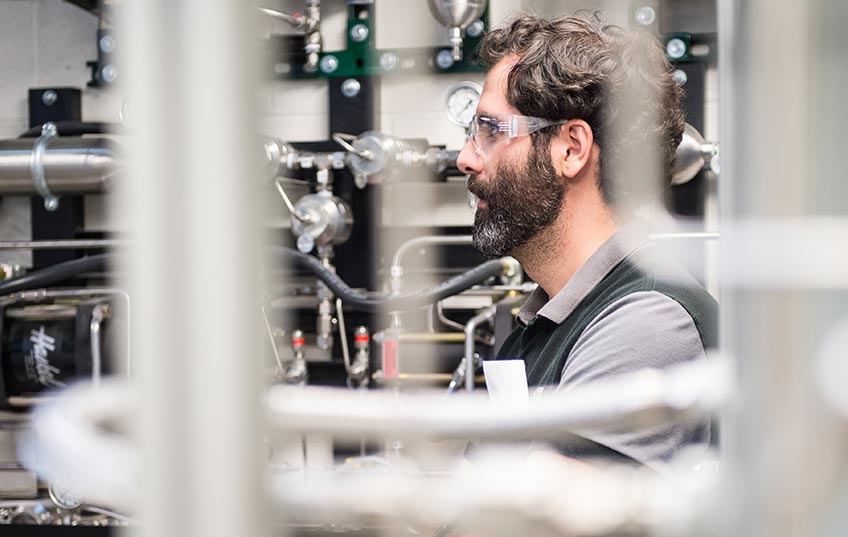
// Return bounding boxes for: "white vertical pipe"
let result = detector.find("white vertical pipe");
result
[120,1,267,537]
[718,0,848,536]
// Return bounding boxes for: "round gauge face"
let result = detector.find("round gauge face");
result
[49,480,83,510]
[445,81,482,128]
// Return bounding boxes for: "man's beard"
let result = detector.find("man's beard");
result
[466,138,565,258]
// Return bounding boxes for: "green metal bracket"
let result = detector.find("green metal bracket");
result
[626,1,711,64]
[663,32,694,63]
[280,3,488,80]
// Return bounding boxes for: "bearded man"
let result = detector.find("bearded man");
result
[456,13,718,468]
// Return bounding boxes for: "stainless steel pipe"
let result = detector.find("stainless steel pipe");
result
[0,138,121,194]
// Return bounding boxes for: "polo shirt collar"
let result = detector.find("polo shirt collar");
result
[515,219,651,326]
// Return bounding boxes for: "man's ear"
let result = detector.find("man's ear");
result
[552,119,595,179]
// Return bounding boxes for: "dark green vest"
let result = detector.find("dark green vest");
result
[497,244,718,387]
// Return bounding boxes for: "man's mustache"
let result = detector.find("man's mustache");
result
[466,174,487,200]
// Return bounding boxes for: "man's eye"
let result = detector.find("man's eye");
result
[481,122,500,139]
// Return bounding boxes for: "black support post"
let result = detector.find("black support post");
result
[27,87,87,270]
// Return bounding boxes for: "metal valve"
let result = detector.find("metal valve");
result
[334,131,455,188]
[287,329,308,386]
[349,326,370,387]
[291,329,305,353]
[354,326,370,353]
[289,191,353,254]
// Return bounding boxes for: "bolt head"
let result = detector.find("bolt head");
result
[380,52,399,71]
[435,49,455,70]
[634,6,657,26]
[666,38,687,60]
[341,78,361,98]
[354,173,368,189]
[466,19,485,38]
[673,69,688,86]
[319,55,339,74]
[101,64,118,83]
[316,333,331,350]
[44,197,60,211]
[296,234,315,253]
[41,90,57,106]
[350,23,369,43]
[99,34,116,53]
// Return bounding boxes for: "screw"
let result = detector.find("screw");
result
[673,69,688,86]
[380,52,399,71]
[296,234,315,254]
[316,333,331,350]
[319,55,338,74]
[99,34,116,53]
[41,90,57,106]
[44,197,59,212]
[466,19,485,38]
[666,38,687,60]
[435,49,455,70]
[634,6,657,26]
[101,64,118,83]
[341,78,361,98]
[350,23,369,43]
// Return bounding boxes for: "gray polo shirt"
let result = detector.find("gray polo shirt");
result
[498,220,716,467]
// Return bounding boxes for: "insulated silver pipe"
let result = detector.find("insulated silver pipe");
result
[266,358,730,440]
[0,138,120,194]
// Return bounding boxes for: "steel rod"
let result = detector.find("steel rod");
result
[0,239,125,250]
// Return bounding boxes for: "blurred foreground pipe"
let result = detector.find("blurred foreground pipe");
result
[121,0,266,535]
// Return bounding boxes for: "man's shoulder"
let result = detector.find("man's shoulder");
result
[562,243,718,355]
[602,244,716,319]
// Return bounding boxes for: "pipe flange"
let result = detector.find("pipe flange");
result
[30,122,60,211]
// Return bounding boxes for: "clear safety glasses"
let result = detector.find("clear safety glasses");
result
[467,113,564,155]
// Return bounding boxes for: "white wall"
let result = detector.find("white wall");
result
[0,0,122,138]
[0,0,689,266]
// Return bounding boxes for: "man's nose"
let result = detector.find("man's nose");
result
[456,138,483,176]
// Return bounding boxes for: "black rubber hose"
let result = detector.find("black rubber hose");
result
[277,247,507,313]
[18,121,123,138]
[0,249,504,312]
[0,254,109,295]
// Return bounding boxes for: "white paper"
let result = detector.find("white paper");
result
[483,360,529,404]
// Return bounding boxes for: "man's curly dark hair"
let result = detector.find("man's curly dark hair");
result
[479,12,685,209]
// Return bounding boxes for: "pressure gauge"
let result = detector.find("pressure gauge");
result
[445,81,482,128]
[48,480,83,510]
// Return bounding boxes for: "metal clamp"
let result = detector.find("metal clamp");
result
[30,122,60,211]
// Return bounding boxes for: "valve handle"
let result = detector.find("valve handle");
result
[332,132,372,160]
